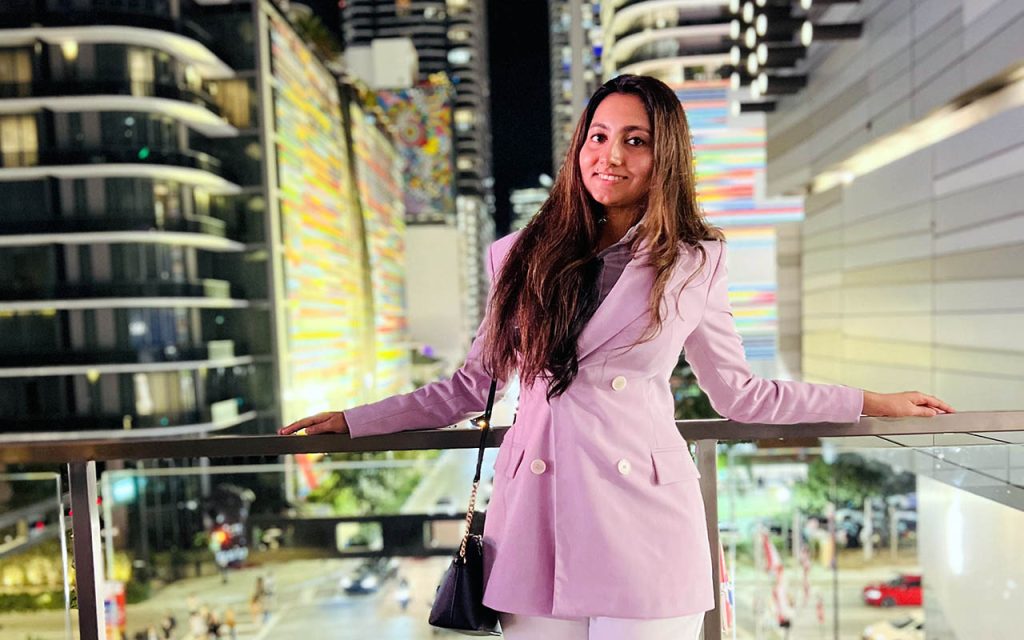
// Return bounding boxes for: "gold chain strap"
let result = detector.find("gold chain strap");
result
[457,481,480,561]
[456,415,490,562]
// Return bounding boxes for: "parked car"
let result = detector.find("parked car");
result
[862,613,924,640]
[863,574,922,607]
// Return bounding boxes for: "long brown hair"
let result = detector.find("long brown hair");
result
[481,75,721,399]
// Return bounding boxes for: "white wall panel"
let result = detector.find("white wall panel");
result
[933,173,1024,233]
[841,232,932,270]
[766,0,1024,415]
[934,279,1024,311]
[844,202,932,244]
[933,371,1024,410]
[932,105,1024,175]
[842,314,933,343]
[914,0,962,37]
[934,143,1024,197]
[842,283,933,314]
[935,312,1024,351]
[934,213,1024,254]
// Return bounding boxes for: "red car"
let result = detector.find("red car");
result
[863,574,922,607]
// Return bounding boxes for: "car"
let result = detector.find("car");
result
[862,613,924,640]
[340,557,400,595]
[431,495,458,516]
[863,574,922,607]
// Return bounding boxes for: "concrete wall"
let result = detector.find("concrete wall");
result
[764,0,1024,410]
[404,225,473,373]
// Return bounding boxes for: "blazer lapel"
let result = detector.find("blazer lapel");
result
[576,255,654,362]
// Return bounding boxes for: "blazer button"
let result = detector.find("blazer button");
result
[530,459,547,475]
[616,459,631,476]
[611,376,627,391]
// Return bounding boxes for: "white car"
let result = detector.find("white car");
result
[862,613,924,640]
[431,495,458,516]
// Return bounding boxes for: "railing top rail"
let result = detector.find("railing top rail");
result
[1,411,1021,465]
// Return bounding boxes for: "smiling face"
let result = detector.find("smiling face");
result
[578,92,654,218]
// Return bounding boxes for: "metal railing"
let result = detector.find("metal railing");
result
[1,410,1021,640]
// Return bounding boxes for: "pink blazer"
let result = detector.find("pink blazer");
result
[345,231,863,619]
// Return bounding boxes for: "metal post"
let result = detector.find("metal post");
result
[102,471,116,579]
[56,474,72,640]
[68,461,108,640]
[697,439,721,640]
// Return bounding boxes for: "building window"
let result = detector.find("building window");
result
[454,108,475,131]
[0,49,32,96]
[127,47,155,96]
[209,79,254,129]
[0,114,39,167]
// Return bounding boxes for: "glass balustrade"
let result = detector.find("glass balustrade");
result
[0,413,1021,640]
[0,472,73,640]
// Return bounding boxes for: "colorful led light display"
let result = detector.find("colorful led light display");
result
[673,80,803,362]
[676,81,804,228]
[269,12,373,421]
[349,101,411,399]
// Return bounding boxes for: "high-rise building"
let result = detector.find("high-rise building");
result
[599,0,730,83]
[510,184,552,231]
[576,1,801,375]
[340,0,492,207]
[550,0,602,171]
[0,0,268,438]
[0,0,411,440]
[340,0,494,325]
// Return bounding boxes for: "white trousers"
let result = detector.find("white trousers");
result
[499,611,704,640]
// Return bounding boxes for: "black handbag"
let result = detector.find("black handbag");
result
[428,379,502,636]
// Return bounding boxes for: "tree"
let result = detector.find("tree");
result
[794,453,912,513]
[289,12,342,63]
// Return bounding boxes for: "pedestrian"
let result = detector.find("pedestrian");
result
[395,577,411,612]
[224,606,237,640]
[159,611,176,639]
[249,576,267,626]
[188,607,207,640]
[206,609,222,638]
[186,593,199,616]
[279,74,953,639]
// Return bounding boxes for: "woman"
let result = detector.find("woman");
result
[279,75,952,639]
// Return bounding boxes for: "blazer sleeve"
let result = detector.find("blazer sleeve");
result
[343,241,508,438]
[683,242,863,424]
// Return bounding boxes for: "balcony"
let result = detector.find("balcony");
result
[610,25,731,72]
[0,1,217,53]
[0,400,254,435]
[0,79,220,115]
[0,214,248,253]
[1,145,224,175]
[1,412,1019,640]
[0,278,260,313]
[0,146,241,194]
[0,214,228,238]
[0,4,233,81]
[0,279,240,302]
[0,340,247,369]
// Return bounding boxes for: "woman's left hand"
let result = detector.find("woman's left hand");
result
[862,391,955,417]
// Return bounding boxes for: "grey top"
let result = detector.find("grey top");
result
[595,220,643,305]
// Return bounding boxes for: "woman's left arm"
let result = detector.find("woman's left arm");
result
[683,242,954,423]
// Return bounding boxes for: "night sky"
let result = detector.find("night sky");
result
[486,0,552,235]
[306,0,552,236]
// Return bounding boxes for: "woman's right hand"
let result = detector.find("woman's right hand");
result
[277,411,349,436]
